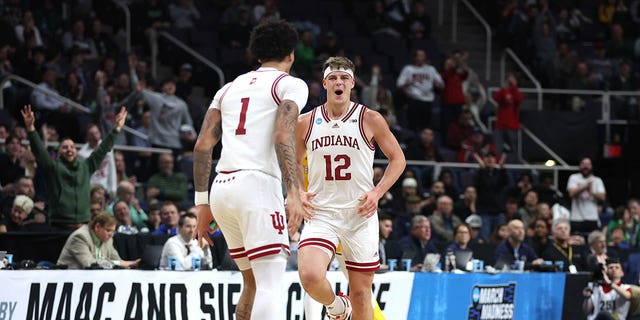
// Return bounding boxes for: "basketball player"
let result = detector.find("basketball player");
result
[296,57,406,320]
[193,20,313,320]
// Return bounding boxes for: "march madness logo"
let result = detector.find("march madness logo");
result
[468,283,516,320]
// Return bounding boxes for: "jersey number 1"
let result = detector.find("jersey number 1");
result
[235,97,250,135]
[324,154,351,180]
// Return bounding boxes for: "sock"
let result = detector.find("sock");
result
[325,295,345,316]
[303,293,324,320]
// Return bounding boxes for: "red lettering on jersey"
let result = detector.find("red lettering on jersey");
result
[250,77,257,85]
[271,211,285,234]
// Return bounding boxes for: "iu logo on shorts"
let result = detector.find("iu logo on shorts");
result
[271,211,285,234]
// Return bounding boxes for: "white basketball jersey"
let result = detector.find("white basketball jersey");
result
[209,67,308,179]
[588,283,631,320]
[304,102,375,209]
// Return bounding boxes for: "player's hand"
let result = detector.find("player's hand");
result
[357,191,379,218]
[285,195,305,235]
[194,205,215,247]
[582,287,593,298]
[299,190,317,220]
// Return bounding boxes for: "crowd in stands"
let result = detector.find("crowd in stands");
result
[0,0,638,279]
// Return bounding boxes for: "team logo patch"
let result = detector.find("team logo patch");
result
[315,118,322,124]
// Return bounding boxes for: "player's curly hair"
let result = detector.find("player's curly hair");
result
[249,19,298,63]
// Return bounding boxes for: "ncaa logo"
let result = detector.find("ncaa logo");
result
[315,118,322,124]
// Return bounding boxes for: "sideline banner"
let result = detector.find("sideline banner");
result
[0,270,413,320]
[408,272,566,320]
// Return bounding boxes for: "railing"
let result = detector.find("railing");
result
[374,159,578,190]
[0,74,147,140]
[111,0,131,53]
[149,29,225,89]
[452,0,492,81]
[4,137,173,155]
[500,48,543,110]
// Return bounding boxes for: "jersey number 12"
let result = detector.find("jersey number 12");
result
[324,154,351,180]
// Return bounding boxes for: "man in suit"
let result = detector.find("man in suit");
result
[57,213,140,269]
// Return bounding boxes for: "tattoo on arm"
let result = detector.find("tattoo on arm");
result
[193,109,222,192]
[275,100,300,192]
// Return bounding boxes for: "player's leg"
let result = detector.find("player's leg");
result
[298,246,334,304]
[210,172,258,319]
[237,269,256,320]
[303,289,325,320]
[298,214,347,318]
[336,248,386,320]
[249,255,288,320]
[347,270,375,320]
[339,209,381,320]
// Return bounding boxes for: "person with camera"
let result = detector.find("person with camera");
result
[583,258,632,320]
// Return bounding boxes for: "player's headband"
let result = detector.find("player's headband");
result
[323,67,354,79]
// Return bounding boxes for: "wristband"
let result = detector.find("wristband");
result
[194,191,209,206]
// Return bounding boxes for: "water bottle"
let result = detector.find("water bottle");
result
[445,248,453,272]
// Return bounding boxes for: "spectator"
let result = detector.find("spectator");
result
[169,0,201,30]
[447,109,473,150]
[175,63,194,100]
[534,173,563,206]
[518,190,539,228]
[396,49,443,132]
[89,18,117,57]
[456,128,496,163]
[108,181,148,229]
[455,186,478,221]
[292,29,315,78]
[391,194,425,241]
[567,157,606,234]
[0,195,44,232]
[605,206,639,247]
[114,151,133,184]
[494,219,544,269]
[112,200,144,234]
[406,127,442,162]
[62,19,98,59]
[588,42,613,88]
[606,24,633,60]
[526,217,550,258]
[542,219,587,271]
[57,213,140,269]
[0,176,46,225]
[23,105,127,230]
[403,0,432,39]
[474,151,509,239]
[366,0,402,37]
[90,184,108,211]
[145,203,162,232]
[398,215,438,271]
[160,212,212,270]
[146,153,189,204]
[492,74,523,155]
[465,214,486,245]
[609,225,630,250]
[429,195,462,244]
[378,214,400,271]
[131,67,196,155]
[585,230,618,273]
[221,5,252,49]
[14,11,43,47]
[582,258,632,319]
[421,180,446,216]
[77,124,117,196]
[439,170,460,200]
[152,201,180,235]
[489,222,509,245]
[90,200,103,220]
[444,224,474,266]
[0,134,27,194]
[568,62,599,111]
[440,53,468,133]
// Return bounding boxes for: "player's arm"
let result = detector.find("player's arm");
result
[295,113,311,190]
[192,107,222,246]
[275,99,307,234]
[358,110,406,216]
